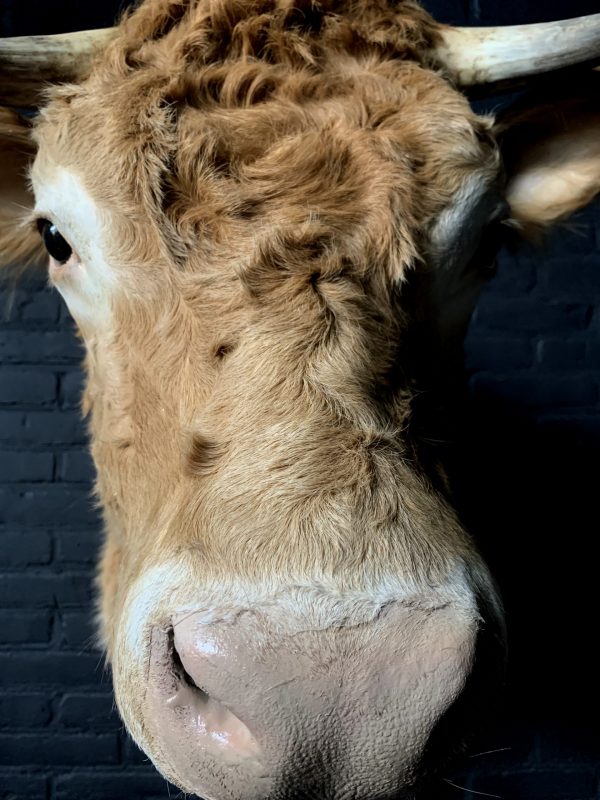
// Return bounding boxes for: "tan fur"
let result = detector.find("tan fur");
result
[24,0,503,651]
[4,0,508,652]
[5,3,600,791]
[0,0,532,788]
[2,9,501,671]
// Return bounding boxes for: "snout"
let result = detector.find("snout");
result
[131,593,481,800]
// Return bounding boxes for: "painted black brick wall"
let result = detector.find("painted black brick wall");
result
[1,1,600,799]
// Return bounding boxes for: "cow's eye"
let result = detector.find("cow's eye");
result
[37,219,73,264]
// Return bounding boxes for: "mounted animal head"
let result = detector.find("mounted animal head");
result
[1,2,600,798]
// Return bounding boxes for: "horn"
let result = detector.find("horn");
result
[433,13,600,86]
[0,28,117,107]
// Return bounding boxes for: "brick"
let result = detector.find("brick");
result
[541,255,600,298]
[0,573,94,608]
[0,773,47,800]
[0,574,56,608]
[0,370,56,406]
[0,531,52,567]
[465,336,532,372]
[57,693,120,730]
[61,611,97,648]
[0,411,87,446]
[468,769,596,800]
[0,611,53,644]
[0,733,119,766]
[57,449,96,484]
[24,411,88,446]
[470,374,596,409]
[0,486,100,527]
[0,450,54,482]
[60,371,85,409]
[0,330,83,364]
[472,297,591,334]
[54,770,168,800]
[487,249,537,296]
[535,339,586,369]
[0,653,107,687]
[19,288,62,324]
[585,340,600,369]
[0,693,52,727]
[50,572,95,608]
[0,288,20,324]
[55,530,99,566]
[0,412,25,442]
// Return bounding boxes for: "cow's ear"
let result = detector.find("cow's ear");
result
[496,72,600,237]
[0,107,44,271]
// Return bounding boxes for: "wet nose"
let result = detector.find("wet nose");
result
[143,597,479,800]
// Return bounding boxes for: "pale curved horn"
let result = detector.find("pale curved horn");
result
[434,14,600,86]
[0,28,117,107]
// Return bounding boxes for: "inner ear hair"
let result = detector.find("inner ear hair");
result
[495,70,600,237]
[0,107,45,272]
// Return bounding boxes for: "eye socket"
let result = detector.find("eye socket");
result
[36,219,73,264]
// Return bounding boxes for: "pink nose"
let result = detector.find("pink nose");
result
[143,599,478,800]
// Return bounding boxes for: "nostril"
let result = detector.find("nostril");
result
[169,628,209,697]
[153,625,262,763]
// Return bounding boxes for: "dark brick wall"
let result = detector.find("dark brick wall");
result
[1,1,600,799]
[0,278,169,800]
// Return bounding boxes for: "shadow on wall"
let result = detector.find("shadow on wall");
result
[432,402,600,800]
[427,203,600,800]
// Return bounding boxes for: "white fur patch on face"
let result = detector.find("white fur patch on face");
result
[119,556,481,663]
[121,560,191,656]
[31,157,115,333]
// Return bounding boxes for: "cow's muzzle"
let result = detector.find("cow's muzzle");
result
[137,596,480,800]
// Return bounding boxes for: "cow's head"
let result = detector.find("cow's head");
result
[1,2,600,797]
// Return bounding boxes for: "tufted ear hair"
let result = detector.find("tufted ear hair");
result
[496,71,600,238]
[0,107,43,271]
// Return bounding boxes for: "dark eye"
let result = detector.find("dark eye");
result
[37,219,73,264]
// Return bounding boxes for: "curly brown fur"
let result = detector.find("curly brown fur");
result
[0,5,514,793]
[5,0,502,651]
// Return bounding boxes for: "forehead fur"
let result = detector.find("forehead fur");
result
[33,0,498,281]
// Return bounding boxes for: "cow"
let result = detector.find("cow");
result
[1,1,600,797]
